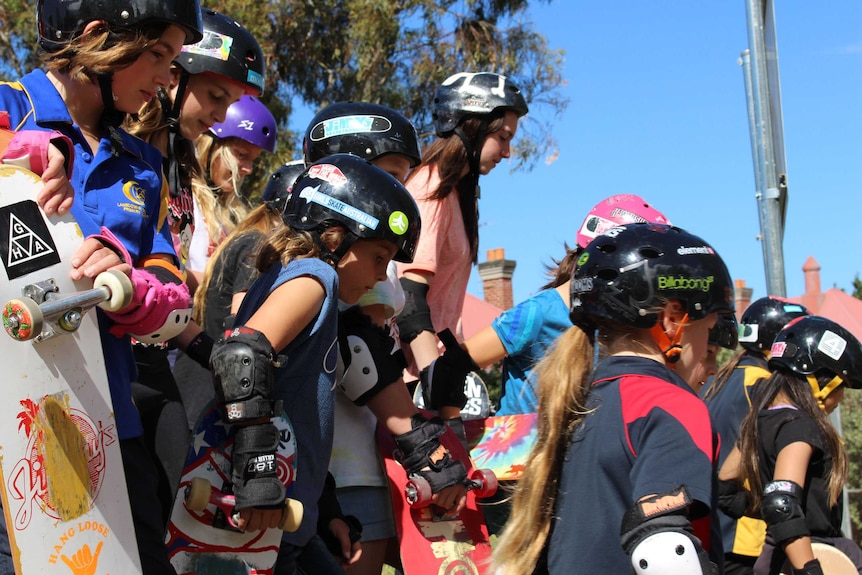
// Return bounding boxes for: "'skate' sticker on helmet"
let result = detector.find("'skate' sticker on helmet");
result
[297,185,379,231]
[182,30,232,61]
[312,116,392,140]
[307,164,348,186]
[388,212,409,236]
[818,330,847,361]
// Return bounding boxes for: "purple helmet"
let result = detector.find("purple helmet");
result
[209,95,277,153]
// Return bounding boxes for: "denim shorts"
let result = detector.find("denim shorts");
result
[335,486,396,541]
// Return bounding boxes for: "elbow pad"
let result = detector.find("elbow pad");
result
[396,278,433,343]
[338,307,406,405]
[761,480,809,544]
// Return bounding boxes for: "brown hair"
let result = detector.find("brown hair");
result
[194,135,249,244]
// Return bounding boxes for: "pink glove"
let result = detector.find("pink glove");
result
[87,227,191,340]
[1,127,74,176]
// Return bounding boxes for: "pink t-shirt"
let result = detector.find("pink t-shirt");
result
[396,166,472,378]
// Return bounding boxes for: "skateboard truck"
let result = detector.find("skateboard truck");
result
[183,476,304,533]
[405,468,498,515]
[2,270,133,342]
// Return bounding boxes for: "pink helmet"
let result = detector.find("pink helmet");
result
[576,194,670,249]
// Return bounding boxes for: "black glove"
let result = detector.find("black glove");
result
[791,559,824,575]
[420,329,478,410]
[718,479,750,519]
[394,414,467,492]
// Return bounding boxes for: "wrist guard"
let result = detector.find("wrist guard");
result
[231,422,285,510]
[91,227,191,342]
[420,329,478,410]
[186,330,215,370]
[397,278,433,343]
[792,559,823,575]
[394,414,466,493]
[0,113,74,175]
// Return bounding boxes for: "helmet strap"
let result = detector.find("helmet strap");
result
[648,313,689,365]
[96,73,125,157]
[453,119,489,199]
[312,227,356,267]
[807,374,843,410]
[158,70,190,127]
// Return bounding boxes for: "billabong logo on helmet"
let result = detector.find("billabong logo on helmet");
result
[657,275,715,292]
[389,211,409,236]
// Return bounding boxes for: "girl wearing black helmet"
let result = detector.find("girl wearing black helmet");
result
[395,71,528,420]
[209,155,467,574]
[718,316,862,575]
[0,0,203,573]
[703,296,811,574]
[493,223,734,575]
[122,8,270,529]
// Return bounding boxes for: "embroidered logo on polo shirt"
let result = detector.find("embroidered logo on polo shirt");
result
[118,181,148,218]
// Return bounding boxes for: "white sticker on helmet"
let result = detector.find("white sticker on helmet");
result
[818,330,847,361]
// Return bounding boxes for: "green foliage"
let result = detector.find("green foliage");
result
[0,0,567,195]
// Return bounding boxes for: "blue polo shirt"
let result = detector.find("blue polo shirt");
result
[0,70,175,439]
[546,356,721,573]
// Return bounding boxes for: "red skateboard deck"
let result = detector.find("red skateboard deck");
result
[165,401,302,574]
[377,410,495,574]
[464,413,537,481]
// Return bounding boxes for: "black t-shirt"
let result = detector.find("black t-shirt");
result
[757,407,842,537]
[202,231,264,338]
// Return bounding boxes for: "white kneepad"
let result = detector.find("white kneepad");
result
[339,334,379,402]
[630,531,705,575]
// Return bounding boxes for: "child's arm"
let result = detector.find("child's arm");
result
[765,442,818,574]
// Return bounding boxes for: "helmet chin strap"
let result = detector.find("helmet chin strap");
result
[648,313,690,366]
[96,74,126,157]
[157,71,191,200]
[311,228,356,267]
[808,374,844,411]
[453,119,489,199]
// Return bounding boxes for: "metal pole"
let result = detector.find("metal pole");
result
[743,0,787,297]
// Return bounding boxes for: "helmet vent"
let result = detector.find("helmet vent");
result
[639,247,662,259]
[596,268,618,282]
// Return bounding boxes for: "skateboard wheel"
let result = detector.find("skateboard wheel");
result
[184,477,212,511]
[94,270,134,312]
[279,498,304,532]
[471,468,498,497]
[3,298,43,341]
[405,476,433,508]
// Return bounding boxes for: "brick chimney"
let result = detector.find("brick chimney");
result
[478,248,516,310]
[801,256,822,313]
[734,279,753,322]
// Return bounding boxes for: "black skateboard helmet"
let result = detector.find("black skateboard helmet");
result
[261,160,306,214]
[739,296,810,354]
[570,223,734,331]
[432,72,528,137]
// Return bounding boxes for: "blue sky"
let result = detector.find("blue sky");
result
[287,2,861,307]
[466,1,861,306]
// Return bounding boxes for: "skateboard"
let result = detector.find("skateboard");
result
[413,371,491,420]
[464,413,538,481]
[0,165,143,574]
[165,400,303,575]
[779,542,857,575]
[377,409,497,575]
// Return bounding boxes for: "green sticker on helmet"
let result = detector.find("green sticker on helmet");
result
[389,211,409,236]
[577,252,589,267]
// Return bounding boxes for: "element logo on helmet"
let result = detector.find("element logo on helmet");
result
[677,246,715,256]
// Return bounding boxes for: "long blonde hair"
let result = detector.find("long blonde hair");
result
[193,204,283,326]
[194,135,249,244]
